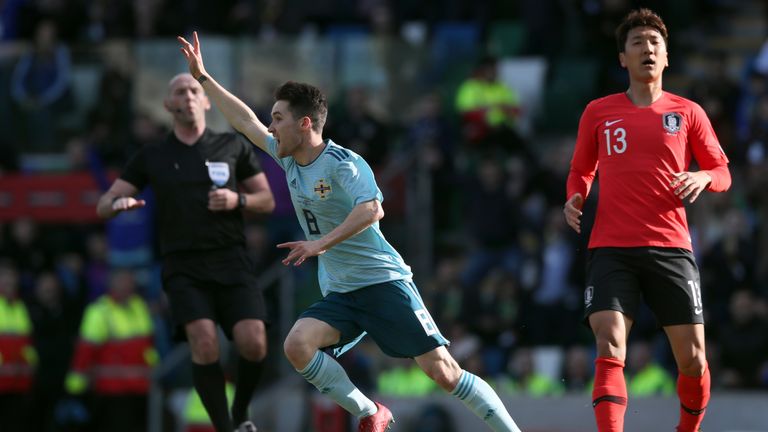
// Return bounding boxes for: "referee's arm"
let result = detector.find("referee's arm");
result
[96,179,143,219]
[239,173,275,213]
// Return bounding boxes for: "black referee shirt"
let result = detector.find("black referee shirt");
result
[120,128,263,257]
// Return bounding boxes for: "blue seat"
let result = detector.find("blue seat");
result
[324,24,370,40]
[430,22,481,79]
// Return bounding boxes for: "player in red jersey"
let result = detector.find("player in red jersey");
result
[563,9,730,432]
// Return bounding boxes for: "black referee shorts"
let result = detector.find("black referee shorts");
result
[162,247,268,340]
[583,247,704,327]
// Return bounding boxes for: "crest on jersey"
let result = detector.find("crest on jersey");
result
[313,179,332,200]
[584,286,594,307]
[205,161,230,188]
[662,112,682,134]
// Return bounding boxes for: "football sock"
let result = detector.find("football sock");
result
[676,363,710,432]
[231,356,264,425]
[192,361,233,432]
[593,357,627,432]
[298,351,377,418]
[451,370,522,432]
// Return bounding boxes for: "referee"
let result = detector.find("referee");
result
[96,73,275,432]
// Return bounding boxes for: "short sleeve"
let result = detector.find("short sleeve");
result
[264,135,290,171]
[234,133,262,181]
[119,147,149,190]
[334,156,383,205]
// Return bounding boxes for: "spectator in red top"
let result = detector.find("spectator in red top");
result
[563,8,731,432]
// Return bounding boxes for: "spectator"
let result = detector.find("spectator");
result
[326,85,391,168]
[378,357,438,397]
[183,383,236,432]
[524,207,580,346]
[83,232,110,302]
[408,403,456,432]
[421,255,464,326]
[403,92,460,236]
[626,340,675,397]
[10,19,71,151]
[561,345,593,393]
[64,268,157,432]
[455,55,526,159]
[688,52,740,164]
[5,218,47,287]
[498,347,564,397]
[461,270,519,375]
[87,65,135,167]
[27,270,83,432]
[701,208,756,327]
[718,290,768,388]
[0,260,36,432]
[460,156,520,288]
[82,0,136,41]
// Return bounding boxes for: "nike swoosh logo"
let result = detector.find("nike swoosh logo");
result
[605,119,624,126]
[694,307,702,315]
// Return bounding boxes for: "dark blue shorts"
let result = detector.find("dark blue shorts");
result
[299,279,449,358]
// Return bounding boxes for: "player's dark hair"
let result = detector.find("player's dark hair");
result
[615,8,668,53]
[274,81,328,132]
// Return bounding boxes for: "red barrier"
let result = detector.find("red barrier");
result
[0,173,106,222]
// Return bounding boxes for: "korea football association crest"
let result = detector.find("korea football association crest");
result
[584,286,594,307]
[313,178,332,200]
[662,112,682,134]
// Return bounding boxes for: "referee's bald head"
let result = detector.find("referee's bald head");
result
[168,73,203,94]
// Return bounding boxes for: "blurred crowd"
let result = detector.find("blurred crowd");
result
[2,0,768,431]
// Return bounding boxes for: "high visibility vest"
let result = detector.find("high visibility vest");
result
[0,296,36,393]
[495,373,565,397]
[66,294,157,395]
[378,365,438,397]
[628,364,675,396]
[184,384,235,432]
[455,78,519,128]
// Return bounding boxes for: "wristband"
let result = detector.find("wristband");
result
[237,193,246,209]
[197,75,208,85]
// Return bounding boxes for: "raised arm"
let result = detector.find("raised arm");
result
[177,31,271,152]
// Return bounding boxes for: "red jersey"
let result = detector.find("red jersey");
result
[566,91,731,250]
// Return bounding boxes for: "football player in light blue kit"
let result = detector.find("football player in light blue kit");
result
[178,32,522,432]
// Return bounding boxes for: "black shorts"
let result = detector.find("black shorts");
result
[583,247,704,327]
[162,247,268,340]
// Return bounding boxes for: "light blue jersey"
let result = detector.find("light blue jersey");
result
[265,136,412,296]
